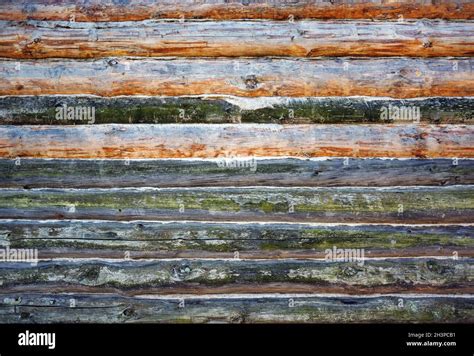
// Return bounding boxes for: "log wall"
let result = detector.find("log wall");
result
[0,0,472,323]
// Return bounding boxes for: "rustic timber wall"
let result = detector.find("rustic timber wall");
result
[0,0,472,323]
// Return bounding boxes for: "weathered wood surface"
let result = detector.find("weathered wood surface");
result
[1,293,472,323]
[1,58,472,98]
[0,186,471,223]
[0,258,471,294]
[0,0,472,326]
[2,20,473,59]
[1,0,472,21]
[1,158,473,188]
[1,220,472,259]
[1,124,472,159]
[1,96,473,125]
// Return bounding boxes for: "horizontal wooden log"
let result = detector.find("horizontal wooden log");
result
[0,0,472,21]
[1,96,474,125]
[0,258,471,294]
[2,281,472,297]
[0,58,472,98]
[0,186,472,223]
[0,293,472,323]
[1,158,473,188]
[1,220,472,259]
[2,20,473,59]
[1,124,473,159]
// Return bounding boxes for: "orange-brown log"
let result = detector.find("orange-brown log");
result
[0,58,473,98]
[0,0,472,21]
[1,124,473,159]
[1,20,473,58]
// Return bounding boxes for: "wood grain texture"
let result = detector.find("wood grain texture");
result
[0,186,472,223]
[0,0,472,21]
[0,0,472,326]
[1,293,473,323]
[1,58,472,98]
[1,158,473,188]
[0,293,473,323]
[2,283,472,298]
[1,220,472,259]
[1,96,473,125]
[2,20,473,59]
[0,258,471,293]
[1,124,473,159]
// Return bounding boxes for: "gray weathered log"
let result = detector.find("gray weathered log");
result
[1,158,473,188]
[1,220,472,259]
[0,293,472,323]
[0,186,472,223]
[1,96,473,125]
[0,258,472,294]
